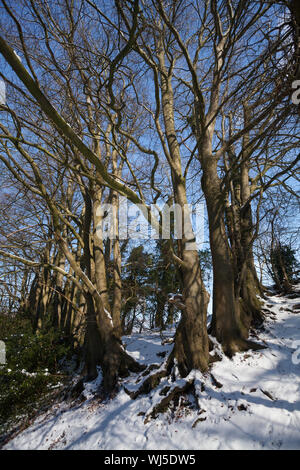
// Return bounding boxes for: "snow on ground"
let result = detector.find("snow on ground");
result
[3,287,300,450]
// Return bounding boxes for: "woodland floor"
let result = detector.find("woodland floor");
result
[2,285,300,450]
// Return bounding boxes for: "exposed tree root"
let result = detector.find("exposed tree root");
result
[143,377,195,423]
[67,377,86,401]
[123,320,265,424]
[141,371,223,424]
[125,358,225,424]
[124,367,169,399]
[192,410,207,428]
[210,373,223,389]
[139,363,161,379]
[261,308,277,320]
[223,337,266,358]
[286,293,300,300]
[260,388,276,401]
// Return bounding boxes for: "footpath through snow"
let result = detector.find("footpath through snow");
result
[3,286,300,450]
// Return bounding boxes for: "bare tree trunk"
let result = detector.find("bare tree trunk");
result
[239,200,264,327]
[72,289,86,348]
[155,291,166,329]
[236,103,264,327]
[290,0,300,79]
[54,189,144,393]
[157,48,210,374]
[111,189,123,338]
[52,245,66,330]
[201,157,263,356]
[171,246,210,375]
[92,185,110,313]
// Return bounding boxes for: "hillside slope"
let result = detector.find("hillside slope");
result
[3,286,300,450]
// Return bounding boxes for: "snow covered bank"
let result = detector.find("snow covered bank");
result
[3,288,300,450]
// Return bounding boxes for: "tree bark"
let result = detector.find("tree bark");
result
[201,157,263,356]
[157,45,210,373]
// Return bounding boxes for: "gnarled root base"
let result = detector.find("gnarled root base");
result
[239,296,265,331]
[124,365,170,400]
[126,369,226,424]
[144,377,195,424]
[124,317,210,403]
[124,347,207,406]
[209,306,266,359]
[99,340,146,397]
[222,337,266,358]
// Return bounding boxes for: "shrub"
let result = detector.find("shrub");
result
[0,368,62,437]
[0,313,73,440]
